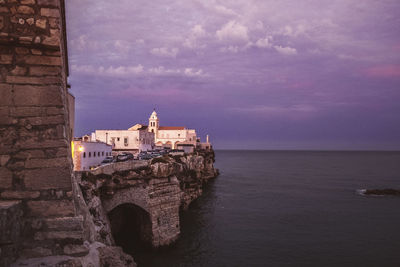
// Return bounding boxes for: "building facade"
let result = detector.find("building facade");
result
[149,110,198,149]
[72,140,112,171]
[93,125,154,154]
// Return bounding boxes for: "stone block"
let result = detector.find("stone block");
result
[56,147,68,157]
[0,108,12,125]
[26,17,34,25]
[17,55,61,66]
[13,85,63,106]
[0,54,12,64]
[0,7,9,13]
[26,115,64,125]
[6,75,61,85]
[16,139,67,149]
[63,244,88,256]
[1,190,40,199]
[20,37,34,44]
[40,8,59,17]
[48,17,59,29]
[10,66,28,75]
[46,106,64,115]
[25,157,69,168]
[38,0,59,7]
[0,167,12,189]
[27,200,74,217]
[36,18,47,29]
[31,48,43,55]
[29,66,61,76]
[44,216,83,231]
[23,166,72,190]
[10,107,42,117]
[34,230,83,241]
[15,47,29,55]
[21,0,36,5]
[14,149,45,159]
[0,155,10,166]
[17,6,34,14]
[0,84,12,106]
[42,34,60,47]
[44,49,61,56]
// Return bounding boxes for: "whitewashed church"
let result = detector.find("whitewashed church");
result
[148,109,198,149]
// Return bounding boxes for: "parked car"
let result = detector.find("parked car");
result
[139,153,152,160]
[101,156,114,165]
[116,153,134,162]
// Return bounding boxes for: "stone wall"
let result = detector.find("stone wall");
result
[0,0,81,264]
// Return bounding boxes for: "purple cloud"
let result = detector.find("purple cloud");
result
[65,0,400,150]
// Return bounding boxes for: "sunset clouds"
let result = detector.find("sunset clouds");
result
[66,0,400,149]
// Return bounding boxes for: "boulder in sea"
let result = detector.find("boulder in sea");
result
[361,189,400,196]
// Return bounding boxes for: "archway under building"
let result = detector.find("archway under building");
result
[174,141,180,149]
[164,141,172,149]
[107,203,153,255]
[155,141,163,147]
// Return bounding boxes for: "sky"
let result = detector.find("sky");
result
[66,0,400,150]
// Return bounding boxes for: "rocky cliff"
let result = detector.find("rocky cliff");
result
[75,150,218,262]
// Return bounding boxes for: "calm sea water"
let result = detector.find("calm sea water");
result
[131,150,400,267]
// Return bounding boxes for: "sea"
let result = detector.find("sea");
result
[129,150,400,267]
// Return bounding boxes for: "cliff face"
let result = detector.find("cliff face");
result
[77,150,218,252]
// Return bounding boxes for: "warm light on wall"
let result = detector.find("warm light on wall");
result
[78,146,84,152]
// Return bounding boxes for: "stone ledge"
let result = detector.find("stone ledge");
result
[34,230,84,241]
[43,216,84,231]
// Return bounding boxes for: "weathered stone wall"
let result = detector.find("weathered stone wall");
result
[0,0,81,264]
[78,151,218,249]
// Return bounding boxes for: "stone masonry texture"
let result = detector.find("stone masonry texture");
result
[0,0,80,265]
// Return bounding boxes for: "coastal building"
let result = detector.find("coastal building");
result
[72,140,112,171]
[93,125,154,154]
[148,110,198,149]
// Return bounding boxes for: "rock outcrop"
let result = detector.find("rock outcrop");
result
[360,189,400,196]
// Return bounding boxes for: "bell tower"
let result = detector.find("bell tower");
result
[148,109,159,136]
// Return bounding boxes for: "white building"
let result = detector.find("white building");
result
[72,140,112,171]
[148,110,198,149]
[93,125,154,154]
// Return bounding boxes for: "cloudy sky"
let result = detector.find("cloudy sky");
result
[66,0,400,150]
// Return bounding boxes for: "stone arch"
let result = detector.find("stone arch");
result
[164,141,172,149]
[102,187,149,214]
[107,203,153,251]
[156,141,163,147]
[174,141,180,149]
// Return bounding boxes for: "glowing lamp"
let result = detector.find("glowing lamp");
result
[78,146,84,152]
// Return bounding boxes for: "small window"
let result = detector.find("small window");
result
[93,152,96,157]
[98,152,100,156]
[83,152,86,158]
[178,134,180,137]
[89,152,91,157]
[117,137,120,141]
[102,152,104,156]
